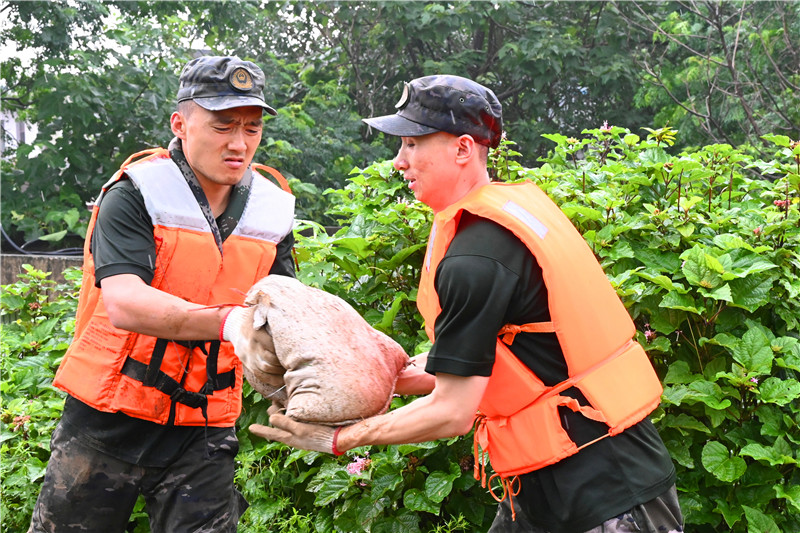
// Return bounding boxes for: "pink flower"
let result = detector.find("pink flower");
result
[346,455,371,475]
[774,200,788,208]
[750,377,759,384]
[600,120,612,133]
[753,227,761,235]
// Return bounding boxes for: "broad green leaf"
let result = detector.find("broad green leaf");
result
[729,273,777,312]
[663,361,697,384]
[731,328,774,374]
[740,438,796,466]
[635,271,687,293]
[701,441,746,482]
[313,470,351,506]
[774,483,800,513]
[759,377,800,406]
[660,413,710,434]
[687,380,732,410]
[698,283,732,302]
[681,246,723,289]
[424,471,457,503]
[742,505,780,533]
[659,291,703,314]
[403,488,439,514]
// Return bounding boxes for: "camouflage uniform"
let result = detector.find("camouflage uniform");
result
[28,421,247,532]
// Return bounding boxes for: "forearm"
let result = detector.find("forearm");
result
[100,274,233,340]
[335,374,488,453]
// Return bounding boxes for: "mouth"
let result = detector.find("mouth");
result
[224,156,245,169]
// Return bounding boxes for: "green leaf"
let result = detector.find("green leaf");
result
[759,377,800,406]
[742,505,780,533]
[660,413,711,435]
[701,441,746,482]
[659,291,703,314]
[687,381,732,410]
[729,273,777,312]
[681,246,723,289]
[313,470,351,506]
[403,488,439,514]
[740,438,796,466]
[424,470,457,503]
[731,328,774,374]
[774,483,800,513]
[698,283,732,302]
[663,361,697,384]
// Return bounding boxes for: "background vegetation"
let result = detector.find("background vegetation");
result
[2,1,799,532]
[2,128,799,532]
[2,1,798,245]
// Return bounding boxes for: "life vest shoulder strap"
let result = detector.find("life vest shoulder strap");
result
[252,163,292,194]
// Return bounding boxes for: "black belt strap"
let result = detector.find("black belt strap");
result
[120,339,235,411]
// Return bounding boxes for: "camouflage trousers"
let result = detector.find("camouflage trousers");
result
[28,420,248,533]
[488,484,684,533]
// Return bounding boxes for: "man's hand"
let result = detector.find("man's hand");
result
[250,404,340,454]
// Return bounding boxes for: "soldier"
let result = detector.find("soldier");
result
[28,56,294,532]
[252,75,684,533]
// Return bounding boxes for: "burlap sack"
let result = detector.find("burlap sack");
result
[241,275,409,425]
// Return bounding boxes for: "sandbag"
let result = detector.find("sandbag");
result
[241,275,409,425]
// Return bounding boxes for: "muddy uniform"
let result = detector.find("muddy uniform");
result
[425,213,680,533]
[29,142,295,533]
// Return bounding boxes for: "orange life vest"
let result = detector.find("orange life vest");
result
[417,181,663,480]
[53,148,295,426]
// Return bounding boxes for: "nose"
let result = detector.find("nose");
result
[393,152,408,172]
[228,130,247,152]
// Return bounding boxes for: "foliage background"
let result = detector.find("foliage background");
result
[2,1,798,246]
[2,129,799,532]
[2,1,799,532]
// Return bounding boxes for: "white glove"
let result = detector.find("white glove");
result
[250,403,342,455]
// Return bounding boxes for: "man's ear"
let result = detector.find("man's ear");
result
[170,111,187,139]
[455,134,476,164]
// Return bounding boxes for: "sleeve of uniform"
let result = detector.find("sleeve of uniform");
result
[92,180,157,286]
[425,254,520,377]
[269,230,296,278]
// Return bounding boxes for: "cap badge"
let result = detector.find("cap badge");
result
[395,82,410,109]
[230,67,254,91]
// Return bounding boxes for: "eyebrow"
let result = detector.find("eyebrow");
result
[212,113,263,127]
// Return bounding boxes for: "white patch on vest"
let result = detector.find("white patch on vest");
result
[233,179,295,242]
[126,158,208,231]
[425,221,437,271]
[126,157,294,242]
[502,200,549,239]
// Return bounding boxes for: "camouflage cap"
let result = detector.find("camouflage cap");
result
[177,56,277,115]
[363,75,503,148]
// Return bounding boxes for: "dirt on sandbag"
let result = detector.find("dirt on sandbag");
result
[243,275,409,425]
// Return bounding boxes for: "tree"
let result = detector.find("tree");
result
[616,0,800,150]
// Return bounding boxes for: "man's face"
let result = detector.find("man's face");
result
[171,103,263,189]
[393,132,466,213]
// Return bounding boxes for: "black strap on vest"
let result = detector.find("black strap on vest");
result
[120,339,235,413]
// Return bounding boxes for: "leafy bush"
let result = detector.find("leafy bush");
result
[2,127,798,532]
[525,127,800,532]
[0,266,79,531]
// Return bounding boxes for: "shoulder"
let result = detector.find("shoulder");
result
[445,212,535,277]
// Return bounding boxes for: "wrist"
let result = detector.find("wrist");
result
[332,426,344,456]
[220,306,247,341]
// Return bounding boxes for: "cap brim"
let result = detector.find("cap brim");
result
[193,95,278,116]
[362,114,440,138]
